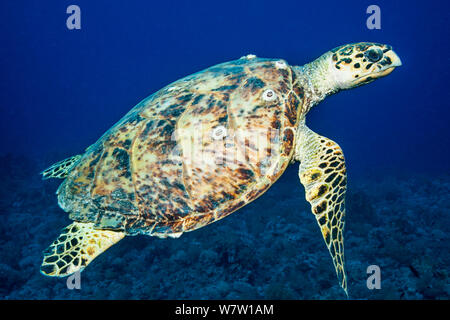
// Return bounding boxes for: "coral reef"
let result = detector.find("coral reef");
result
[0,154,448,299]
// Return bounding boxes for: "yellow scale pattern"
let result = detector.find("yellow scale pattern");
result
[295,120,348,295]
[41,155,82,179]
[40,222,125,276]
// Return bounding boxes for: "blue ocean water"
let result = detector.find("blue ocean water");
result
[0,0,448,299]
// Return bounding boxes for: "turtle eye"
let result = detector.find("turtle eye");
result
[365,48,383,62]
[262,89,277,102]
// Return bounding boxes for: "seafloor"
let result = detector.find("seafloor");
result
[0,153,448,299]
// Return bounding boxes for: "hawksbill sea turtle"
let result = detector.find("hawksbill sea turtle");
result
[40,42,401,295]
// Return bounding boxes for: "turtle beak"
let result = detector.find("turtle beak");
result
[386,50,402,67]
[367,49,403,80]
[379,50,402,76]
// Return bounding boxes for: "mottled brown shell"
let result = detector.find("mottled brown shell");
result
[57,56,304,237]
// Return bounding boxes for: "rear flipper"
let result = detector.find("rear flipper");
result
[41,154,82,179]
[40,222,125,277]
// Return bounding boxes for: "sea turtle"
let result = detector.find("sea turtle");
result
[40,42,401,295]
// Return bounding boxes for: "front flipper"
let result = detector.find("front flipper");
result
[295,121,348,295]
[41,154,82,179]
[40,222,125,277]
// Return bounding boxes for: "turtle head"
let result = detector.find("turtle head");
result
[294,42,401,109]
[328,42,402,90]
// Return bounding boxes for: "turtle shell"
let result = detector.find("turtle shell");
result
[57,56,305,237]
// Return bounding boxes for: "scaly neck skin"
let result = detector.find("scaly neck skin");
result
[293,52,339,115]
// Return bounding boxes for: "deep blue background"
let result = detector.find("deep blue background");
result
[0,0,449,175]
